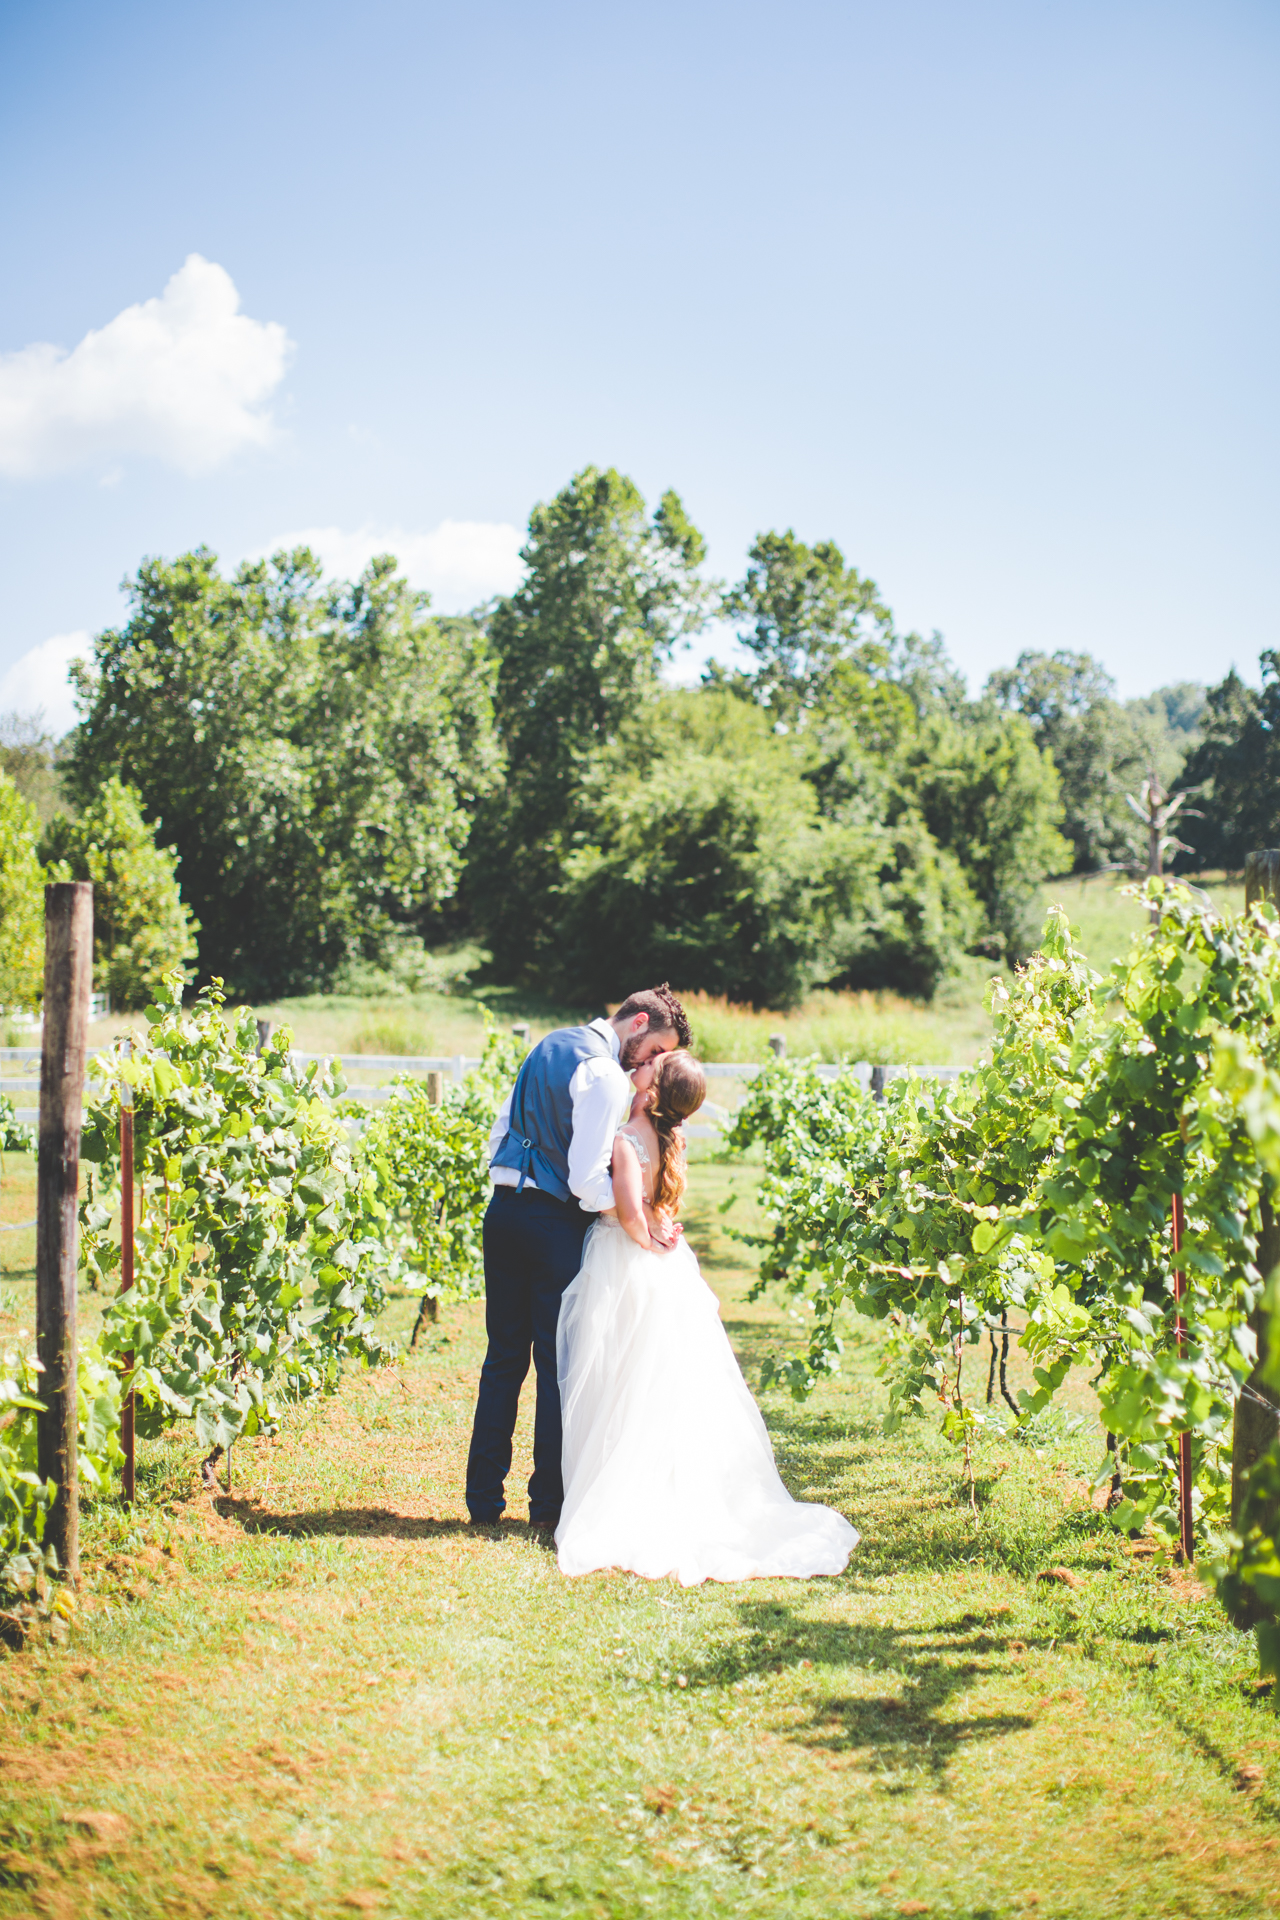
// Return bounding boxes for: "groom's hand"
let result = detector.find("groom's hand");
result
[648,1214,683,1251]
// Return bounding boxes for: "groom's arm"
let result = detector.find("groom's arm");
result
[486,1088,513,1165]
[565,1058,626,1211]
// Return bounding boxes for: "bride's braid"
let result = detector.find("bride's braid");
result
[648,1050,707,1218]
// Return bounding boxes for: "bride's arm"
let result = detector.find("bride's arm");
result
[610,1135,658,1251]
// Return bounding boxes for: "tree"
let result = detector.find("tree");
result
[719,530,892,722]
[987,651,1207,872]
[466,467,711,977]
[65,548,502,999]
[0,714,62,825]
[0,772,44,1015]
[902,708,1069,961]
[1181,662,1275,870]
[550,691,979,1005]
[41,776,198,1008]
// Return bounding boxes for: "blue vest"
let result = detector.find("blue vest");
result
[489,1024,616,1203]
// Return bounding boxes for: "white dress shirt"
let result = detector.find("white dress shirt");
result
[488,1018,632,1212]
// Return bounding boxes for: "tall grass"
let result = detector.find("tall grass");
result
[681,988,985,1065]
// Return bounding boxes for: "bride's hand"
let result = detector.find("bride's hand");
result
[646,1206,682,1251]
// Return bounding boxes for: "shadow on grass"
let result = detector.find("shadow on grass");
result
[212,1499,551,1545]
[688,1599,1034,1789]
[747,1392,1118,1582]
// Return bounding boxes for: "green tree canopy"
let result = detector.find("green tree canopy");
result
[0,772,45,1015]
[987,649,1204,873]
[1182,660,1275,869]
[467,466,711,975]
[65,548,502,999]
[719,530,892,723]
[901,707,1069,960]
[548,691,979,1006]
[41,776,199,1009]
[0,714,62,826]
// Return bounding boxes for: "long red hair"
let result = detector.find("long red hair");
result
[648,1050,706,1217]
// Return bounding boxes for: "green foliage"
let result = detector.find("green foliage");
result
[0,1340,122,1590]
[1182,656,1276,870]
[0,1091,34,1152]
[902,708,1070,960]
[356,1018,526,1304]
[467,466,712,978]
[0,712,62,827]
[719,529,892,723]
[0,771,45,1014]
[734,886,1280,1564]
[41,775,198,1008]
[65,548,501,999]
[79,972,392,1452]
[986,651,1203,874]
[544,689,980,1007]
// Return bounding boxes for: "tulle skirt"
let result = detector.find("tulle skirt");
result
[555,1217,859,1585]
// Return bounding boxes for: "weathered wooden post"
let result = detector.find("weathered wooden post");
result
[425,1070,444,1107]
[36,882,93,1582]
[1230,850,1280,1620]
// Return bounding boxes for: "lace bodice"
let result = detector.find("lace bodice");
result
[616,1124,652,1169]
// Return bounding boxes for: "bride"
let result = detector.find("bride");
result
[555,1050,859,1585]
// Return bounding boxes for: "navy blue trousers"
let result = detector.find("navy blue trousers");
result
[465,1186,592,1524]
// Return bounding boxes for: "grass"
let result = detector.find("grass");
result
[0,1147,1277,1917]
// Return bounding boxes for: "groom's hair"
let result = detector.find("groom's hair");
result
[614,983,692,1050]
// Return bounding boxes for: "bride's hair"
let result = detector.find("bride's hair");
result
[648,1050,706,1218]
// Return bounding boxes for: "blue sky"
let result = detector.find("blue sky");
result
[1,0,1276,728]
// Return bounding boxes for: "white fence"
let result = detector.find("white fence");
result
[1,1047,965,1136]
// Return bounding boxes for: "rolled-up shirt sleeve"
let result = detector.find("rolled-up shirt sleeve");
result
[567,1057,631,1211]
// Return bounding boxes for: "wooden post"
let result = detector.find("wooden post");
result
[425,1070,444,1107]
[1230,851,1280,1621]
[36,882,93,1582]
[1170,1191,1195,1562]
[119,1038,135,1505]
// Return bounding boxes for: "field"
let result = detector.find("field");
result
[0,1145,1278,1918]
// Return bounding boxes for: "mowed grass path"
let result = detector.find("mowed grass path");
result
[1,1154,1279,1919]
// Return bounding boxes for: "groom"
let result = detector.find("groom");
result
[465,984,692,1530]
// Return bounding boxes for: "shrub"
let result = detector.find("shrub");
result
[0,1341,122,1591]
[355,1019,526,1315]
[41,775,198,1009]
[0,772,44,1016]
[80,973,392,1454]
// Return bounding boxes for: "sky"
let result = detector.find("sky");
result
[1,0,1276,731]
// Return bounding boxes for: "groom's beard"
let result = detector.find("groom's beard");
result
[619,1034,653,1071]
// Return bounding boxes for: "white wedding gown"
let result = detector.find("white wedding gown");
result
[555,1128,859,1585]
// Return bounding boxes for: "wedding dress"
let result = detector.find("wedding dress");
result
[554,1126,859,1585]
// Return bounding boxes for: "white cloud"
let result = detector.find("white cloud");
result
[0,631,92,735]
[254,519,526,613]
[0,255,292,477]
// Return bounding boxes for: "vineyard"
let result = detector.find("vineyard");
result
[0,882,1278,1914]
[729,881,1280,1660]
